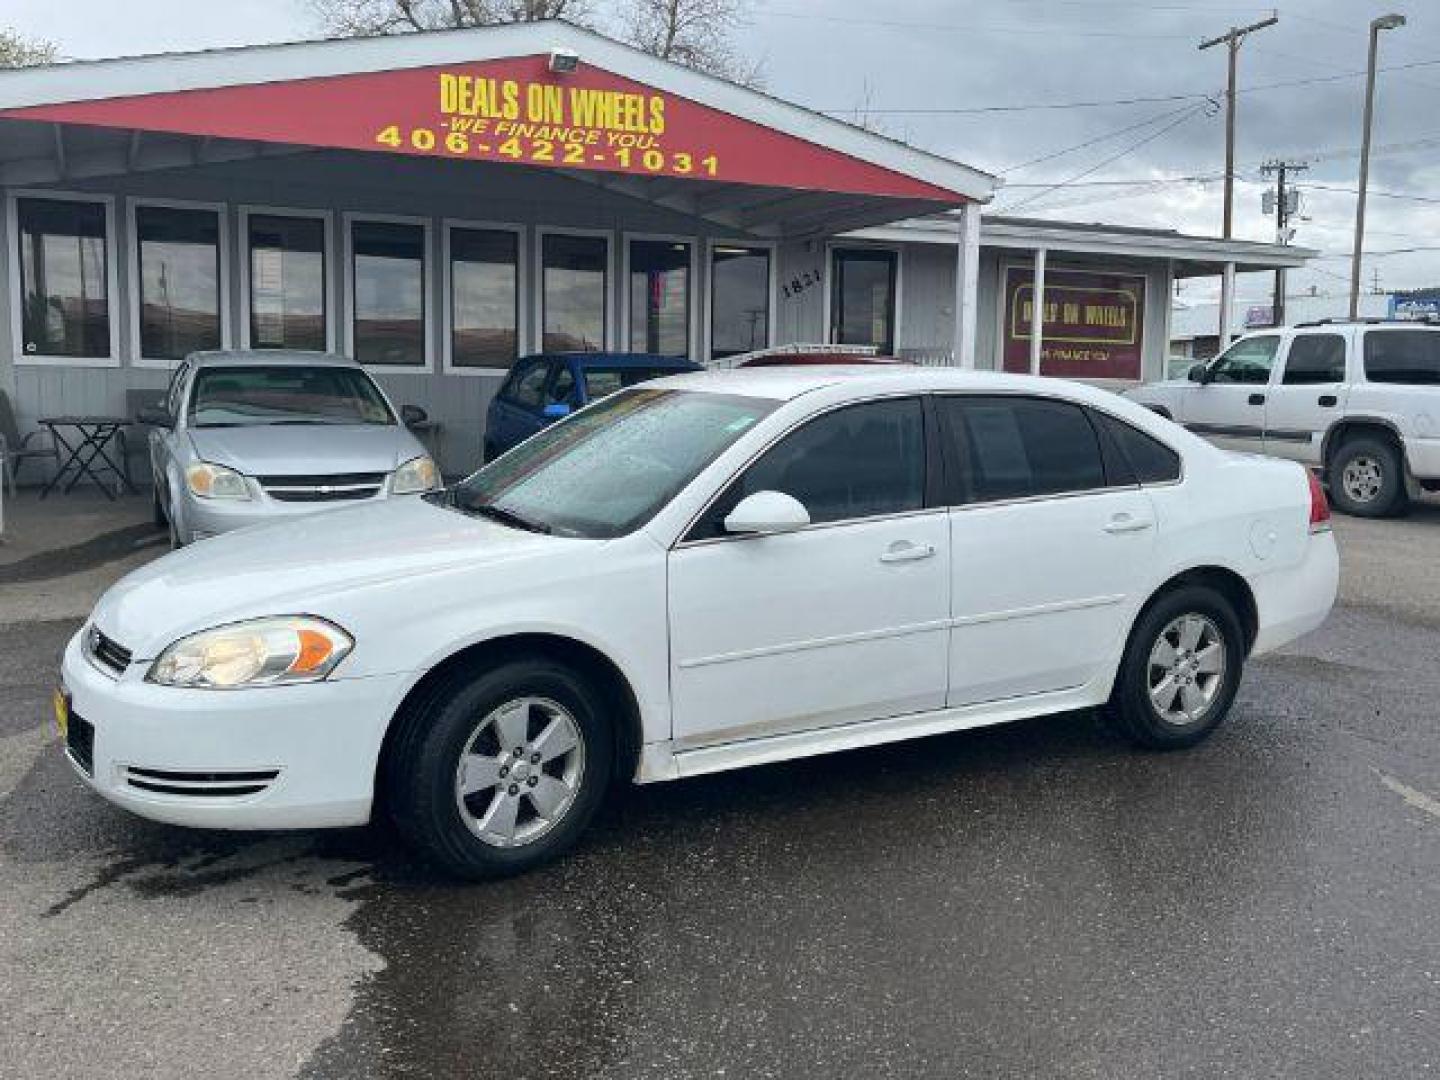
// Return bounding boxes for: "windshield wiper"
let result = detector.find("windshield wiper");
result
[468,502,553,535]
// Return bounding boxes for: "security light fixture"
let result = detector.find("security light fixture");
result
[1372,13,1406,30]
[549,48,580,74]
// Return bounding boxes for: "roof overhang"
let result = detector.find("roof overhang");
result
[847,213,1317,276]
[0,21,997,239]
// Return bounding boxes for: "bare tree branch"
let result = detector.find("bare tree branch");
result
[0,27,57,67]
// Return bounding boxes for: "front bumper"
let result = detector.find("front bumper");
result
[59,630,412,830]
[179,488,416,543]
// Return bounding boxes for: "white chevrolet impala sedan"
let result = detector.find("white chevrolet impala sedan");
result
[59,367,1338,878]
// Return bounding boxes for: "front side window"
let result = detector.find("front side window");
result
[248,214,327,351]
[629,239,691,357]
[1207,335,1279,384]
[831,248,897,354]
[542,234,607,352]
[17,197,110,358]
[690,398,926,540]
[710,245,770,362]
[188,365,394,428]
[352,220,425,367]
[1364,330,1440,385]
[450,389,776,538]
[943,396,1105,503]
[451,227,519,369]
[1282,334,1347,385]
[505,360,551,410]
[136,205,222,361]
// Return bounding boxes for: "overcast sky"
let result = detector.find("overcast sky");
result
[8,0,1440,306]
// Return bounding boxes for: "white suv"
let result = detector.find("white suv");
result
[1128,320,1440,517]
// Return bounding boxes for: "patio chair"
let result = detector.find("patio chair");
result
[0,388,59,496]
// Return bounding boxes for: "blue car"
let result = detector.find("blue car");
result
[483,352,702,461]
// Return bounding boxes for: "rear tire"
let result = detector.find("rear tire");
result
[1107,585,1244,750]
[1327,436,1408,518]
[384,658,613,880]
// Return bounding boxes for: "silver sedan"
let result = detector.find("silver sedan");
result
[139,351,439,546]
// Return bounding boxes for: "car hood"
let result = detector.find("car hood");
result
[92,497,585,659]
[186,423,421,476]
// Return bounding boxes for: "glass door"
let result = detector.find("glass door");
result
[830,248,897,354]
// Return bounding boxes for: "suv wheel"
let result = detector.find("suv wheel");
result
[1107,585,1244,750]
[1328,436,1408,518]
[384,658,613,880]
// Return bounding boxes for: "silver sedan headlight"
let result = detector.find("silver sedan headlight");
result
[147,617,354,689]
[185,461,251,501]
[391,455,440,495]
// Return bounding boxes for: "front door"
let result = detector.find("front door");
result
[1180,333,1281,454]
[830,248,898,354]
[1264,331,1350,465]
[667,397,950,747]
[937,395,1159,706]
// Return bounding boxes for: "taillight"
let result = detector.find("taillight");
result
[1307,469,1331,532]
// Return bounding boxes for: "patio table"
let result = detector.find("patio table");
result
[38,417,137,500]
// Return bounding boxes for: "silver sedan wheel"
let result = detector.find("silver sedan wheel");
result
[1146,614,1226,727]
[1341,455,1384,504]
[454,696,586,849]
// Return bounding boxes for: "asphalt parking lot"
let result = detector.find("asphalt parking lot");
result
[1,494,1437,1079]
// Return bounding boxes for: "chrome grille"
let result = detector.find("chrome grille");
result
[256,472,386,503]
[87,625,132,676]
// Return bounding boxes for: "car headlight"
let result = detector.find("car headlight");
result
[392,455,439,494]
[147,616,354,689]
[185,461,251,501]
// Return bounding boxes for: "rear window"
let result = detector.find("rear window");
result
[941,396,1105,503]
[583,366,684,401]
[1364,330,1440,385]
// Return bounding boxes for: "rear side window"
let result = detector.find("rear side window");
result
[1093,411,1181,484]
[688,397,925,539]
[1282,334,1347,385]
[942,396,1105,503]
[1364,330,1440,385]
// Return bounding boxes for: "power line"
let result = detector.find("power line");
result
[1002,102,1206,173]
[760,9,1196,40]
[1001,106,1208,212]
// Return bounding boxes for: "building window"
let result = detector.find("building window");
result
[351,220,426,367]
[450,227,519,369]
[628,238,691,357]
[248,213,327,351]
[136,204,222,361]
[541,233,607,352]
[830,247,896,354]
[16,197,111,358]
[710,244,770,362]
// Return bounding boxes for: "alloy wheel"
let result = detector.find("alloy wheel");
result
[454,696,586,848]
[1341,455,1384,504]
[1146,614,1226,727]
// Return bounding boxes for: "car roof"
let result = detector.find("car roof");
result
[537,352,701,370]
[186,350,361,369]
[648,364,1132,405]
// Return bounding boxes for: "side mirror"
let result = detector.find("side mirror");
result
[723,490,811,536]
[542,402,571,420]
[401,404,428,426]
[135,405,173,429]
[1187,363,1210,384]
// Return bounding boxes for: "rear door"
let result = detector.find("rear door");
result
[1180,334,1280,453]
[1264,331,1350,464]
[937,395,1161,706]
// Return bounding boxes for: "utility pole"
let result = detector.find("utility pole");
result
[1351,13,1407,319]
[1200,12,1279,239]
[1261,160,1307,326]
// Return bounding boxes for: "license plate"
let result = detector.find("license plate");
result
[53,689,69,740]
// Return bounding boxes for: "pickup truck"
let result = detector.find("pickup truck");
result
[1127,319,1440,516]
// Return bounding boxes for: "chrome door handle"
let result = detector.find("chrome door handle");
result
[1104,513,1154,534]
[879,541,936,563]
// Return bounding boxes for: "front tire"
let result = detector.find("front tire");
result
[1107,585,1244,750]
[1328,436,1408,518]
[384,658,613,880]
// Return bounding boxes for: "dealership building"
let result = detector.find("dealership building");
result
[0,21,1309,473]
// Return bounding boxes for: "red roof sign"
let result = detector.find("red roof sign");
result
[2,56,966,201]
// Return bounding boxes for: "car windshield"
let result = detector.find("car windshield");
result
[189,366,395,427]
[443,388,777,538]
